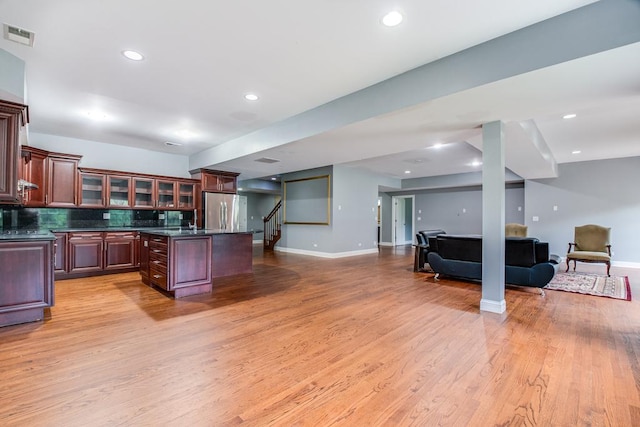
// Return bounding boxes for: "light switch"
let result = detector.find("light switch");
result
[518,206,522,211]
[532,216,539,222]
[417,217,421,221]
[553,205,558,211]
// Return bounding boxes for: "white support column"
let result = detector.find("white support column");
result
[480,121,506,313]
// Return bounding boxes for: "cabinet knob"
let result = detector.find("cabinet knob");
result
[153,274,161,279]
[152,249,161,253]
[153,260,160,264]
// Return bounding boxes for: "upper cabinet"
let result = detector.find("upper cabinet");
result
[46,153,81,207]
[20,147,81,207]
[79,171,106,207]
[20,146,47,206]
[106,175,131,208]
[198,169,239,194]
[0,100,28,203]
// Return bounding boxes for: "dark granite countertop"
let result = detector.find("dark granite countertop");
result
[0,230,56,241]
[139,229,254,237]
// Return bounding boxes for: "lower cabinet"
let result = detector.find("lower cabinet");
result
[104,232,137,271]
[57,231,140,279]
[0,238,55,327]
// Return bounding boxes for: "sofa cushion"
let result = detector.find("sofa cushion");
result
[437,235,482,263]
[505,238,538,267]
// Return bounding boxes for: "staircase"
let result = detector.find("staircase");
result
[263,200,282,251]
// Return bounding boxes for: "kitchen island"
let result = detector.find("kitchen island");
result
[139,229,253,298]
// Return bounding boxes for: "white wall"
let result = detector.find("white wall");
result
[28,132,191,178]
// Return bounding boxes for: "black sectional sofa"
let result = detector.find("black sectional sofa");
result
[427,234,560,289]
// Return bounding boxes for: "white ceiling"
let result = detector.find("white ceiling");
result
[2,0,638,185]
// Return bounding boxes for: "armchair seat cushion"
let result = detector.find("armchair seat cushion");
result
[566,251,611,262]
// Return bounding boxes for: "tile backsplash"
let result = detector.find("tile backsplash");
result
[0,207,193,231]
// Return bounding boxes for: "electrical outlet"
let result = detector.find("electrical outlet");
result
[102,212,110,220]
[313,243,318,248]
[532,216,539,222]
[159,213,165,220]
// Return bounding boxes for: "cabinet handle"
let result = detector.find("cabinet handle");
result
[153,260,161,264]
[152,249,161,253]
[153,274,161,279]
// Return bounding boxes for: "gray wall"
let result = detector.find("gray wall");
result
[279,165,382,254]
[0,49,25,102]
[526,157,640,264]
[379,193,393,244]
[241,192,280,233]
[383,183,524,237]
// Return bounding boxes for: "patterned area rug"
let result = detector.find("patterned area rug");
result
[545,272,631,301]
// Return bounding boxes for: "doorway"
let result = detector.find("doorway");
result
[391,195,415,246]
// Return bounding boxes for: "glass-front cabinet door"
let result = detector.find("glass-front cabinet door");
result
[155,179,176,208]
[133,177,155,209]
[79,172,106,207]
[107,175,131,208]
[178,182,195,209]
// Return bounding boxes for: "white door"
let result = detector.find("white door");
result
[391,195,415,246]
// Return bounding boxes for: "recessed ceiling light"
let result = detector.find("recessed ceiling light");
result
[382,10,403,27]
[175,129,194,139]
[572,150,582,154]
[432,142,443,149]
[85,111,109,121]
[471,160,482,167]
[404,170,411,174]
[122,50,144,61]
[245,93,259,101]
[270,177,277,181]
[563,113,577,119]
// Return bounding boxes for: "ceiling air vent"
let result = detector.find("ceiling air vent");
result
[3,24,35,47]
[164,141,183,146]
[255,157,280,164]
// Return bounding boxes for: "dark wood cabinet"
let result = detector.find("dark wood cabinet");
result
[53,232,68,274]
[0,100,28,204]
[19,146,48,206]
[104,232,136,270]
[139,233,149,284]
[0,238,54,327]
[177,181,196,209]
[199,170,239,194]
[155,179,177,209]
[47,154,81,207]
[132,177,155,208]
[107,175,131,208]
[68,232,104,273]
[79,171,106,207]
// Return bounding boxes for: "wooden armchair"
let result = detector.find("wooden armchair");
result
[505,223,527,237]
[566,224,612,276]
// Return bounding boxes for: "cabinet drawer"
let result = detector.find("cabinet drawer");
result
[149,255,167,273]
[149,266,168,290]
[69,232,103,240]
[149,239,167,254]
[105,231,137,240]
[149,236,168,244]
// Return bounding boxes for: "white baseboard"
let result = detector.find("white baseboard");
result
[274,246,378,259]
[253,239,262,245]
[378,241,394,247]
[612,261,640,269]
[480,299,506,314]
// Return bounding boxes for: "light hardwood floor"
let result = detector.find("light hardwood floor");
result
[1,245,639,426]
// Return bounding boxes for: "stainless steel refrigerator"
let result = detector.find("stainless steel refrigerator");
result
[204,192,242,231]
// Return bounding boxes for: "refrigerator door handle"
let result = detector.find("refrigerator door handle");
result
[219,202,224,230]
[224,201,228,229]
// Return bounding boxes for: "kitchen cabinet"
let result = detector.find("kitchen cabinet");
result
[139,233,149,284]
[156,179,176,208]
[107,175,131,208]
[46,153,81,207]
[0,100,28,204]
[53,232,68,274]
[177,181,196,209]
[79,171,106,207]
[0,237,55,327]
[132,177,155,208]
[104,231,137,270]
[68,232,104,274]
[56,230,140,279]
[19,146,47,207]
[199,170,239,194]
